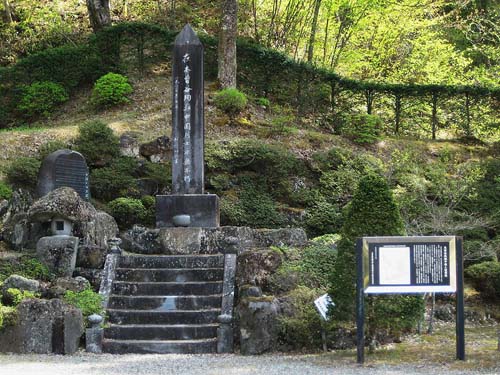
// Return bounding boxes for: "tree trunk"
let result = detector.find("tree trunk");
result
[218,0,238,89]
[307,0,322,63]
[431,92,438,140]
[86,0,111,32]
[394,94,402,134]
[465,92,471,137]
[2,0,13,24]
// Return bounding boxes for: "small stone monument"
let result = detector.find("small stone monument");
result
[37,149,90,201]
[156,24,219,227]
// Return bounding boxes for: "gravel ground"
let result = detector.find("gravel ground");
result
[0,353,499,375]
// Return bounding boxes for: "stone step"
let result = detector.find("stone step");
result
[104,324,218,341]
[112,281,223,296]
[119,255,224,269]
[107,309,220,325]
[108,295,222,310]
[102,338,217,354]
[115,268,224,283]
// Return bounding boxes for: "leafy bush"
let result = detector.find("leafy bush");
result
[304,200,341,237]
[0,181,13,200]
[108,197,147,229]
[38,140,69,160]
[213,88,248,116]
[273,240,338,292]
[277,286,324,350]
[220,175,285,228]
[63,287,104,322]
[91,73,133,107]
[5,157,41,189]
[5,288,39,306]
[90,158,138,201]
[74,121,120,167]
[256,97,270,107]
[0,256,52,283]
[141,195,156,226]
[342,114,382,144]
[329,174,423,337]
[17,81,68,118]
[466,261,500,301]
[0,302,17,330]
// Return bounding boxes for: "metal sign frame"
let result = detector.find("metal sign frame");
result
[355,236,464,364]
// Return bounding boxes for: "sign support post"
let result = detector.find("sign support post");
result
[356,238,365,364]
[456,237,465,360]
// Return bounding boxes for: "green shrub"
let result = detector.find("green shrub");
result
[5,157,41,189]
[0,256,52,283]
[17,81,69,118]
[38,140,69,160]
[5,288,40,306]
[0,302,18,330]
[213,88,248,116]
[63,287,104,322]
[141,195,156,226]
[277,286,324,350]
[108,197,147,229]
[0,181,13,200]
[220,175,285,228]
[144,162,171,191]
[90,158,138,201]
[304,200,341,238]
[342,114,382,144]
[74,121,120,167]
[329,174,423,337]
[256,97,270,108]
[274,241,338,292]
[466,261,500,301]
[91,73,133,107]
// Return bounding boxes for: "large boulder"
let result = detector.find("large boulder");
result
[0,298,84,354]
[47,276,90,298]
[237,297,281,355]
[1,275,40,304]
[2,187,118,252]
[236,249,283,293]
[36,236,79,277]
[119,132,140,158]
[139,136,171,162]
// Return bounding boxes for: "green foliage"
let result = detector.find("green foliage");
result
[256,97,270,107]
[5,157,41,189]
[213,88,248,116]
[74,121,120,167]
[275,241,338,291]
[304,200,341,238]
[5,288,40,306]
[63,287,104,321]
[342,114,382,144]
[90,157,138,201]
[0,302,17,330]
[0,256,52,283]
[17,81,69,118]
[220,181,285,228]
[329,173,422,337]
[277,286,324,350]
[38,140,69,160]
[144,162,171,191]
[0,182,13,200]
[108,197,147,229]
[466,261,500,301]
[141,195,156,226]
[91,73,133,107]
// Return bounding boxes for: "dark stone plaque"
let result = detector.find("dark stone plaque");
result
[172,24,204,194]
[37,149,90,200]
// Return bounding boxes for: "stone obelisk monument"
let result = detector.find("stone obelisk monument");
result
[156,24,219,228]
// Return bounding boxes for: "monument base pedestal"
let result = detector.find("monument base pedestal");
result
[156,194,220,228]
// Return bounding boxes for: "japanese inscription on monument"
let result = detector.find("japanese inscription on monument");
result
[36,149,90,201]
[171,24,204,195]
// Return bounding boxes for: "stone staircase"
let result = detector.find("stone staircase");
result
[102,254,225,354]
